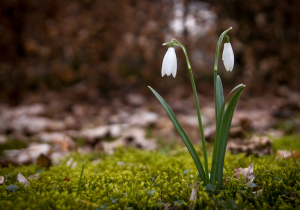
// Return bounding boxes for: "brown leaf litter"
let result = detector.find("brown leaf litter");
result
[16,173,30,187]
[189,181,197,210]
[227,136,273,156]
[233,163,255,184]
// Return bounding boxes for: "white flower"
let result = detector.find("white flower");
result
[222,43,234,71]
[161,47,177,78]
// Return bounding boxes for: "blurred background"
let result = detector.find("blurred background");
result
[0,0,300,166]
[1,0,300,103]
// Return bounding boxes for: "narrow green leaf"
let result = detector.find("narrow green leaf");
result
[210,84,244,184]
[215,88,244,189]
[206,184,216,192]
[225,199,237,210]
[77,164,85,197]
[216,75,224,122]
[149,86,206,184]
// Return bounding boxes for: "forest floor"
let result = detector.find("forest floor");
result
[0,89,300,209]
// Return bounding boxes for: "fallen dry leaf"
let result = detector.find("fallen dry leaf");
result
[0,135,7,144]
[95,127,157,154]
[128,111,158,127]
[37,132,77,152]
[227,136,273,156]
[16,173,30,187]
[189,181,197,210]
[276,150,300,159]
[92,159,102,165]
[253,189,263,196]
[229,126,247,139]
[233,163,255,183]
[50,151,70,165]
[204,125,215,142]
[164,207,181,210]
[37,154,52,168]
[66,157,78,169]
[232,110,275,132]
[63,176,70,181]
[27,174,40,180]
[117,161,138,167]
[3,143,52,164]
[126,93,146,106]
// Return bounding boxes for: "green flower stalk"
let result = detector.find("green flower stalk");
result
[149,27,245,189]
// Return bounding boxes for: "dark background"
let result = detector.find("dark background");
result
[0,0,299,105]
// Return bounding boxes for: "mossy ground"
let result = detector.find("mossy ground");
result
[0,135,300,209]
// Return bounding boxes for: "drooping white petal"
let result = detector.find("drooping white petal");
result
[161,47,177,77]
[222,43,234,71]
[161,47,170,77]
[172,62,177,78]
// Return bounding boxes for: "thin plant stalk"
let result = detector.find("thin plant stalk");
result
[77,164,85,197]
[210,27,232,184]
[171,39,209,184]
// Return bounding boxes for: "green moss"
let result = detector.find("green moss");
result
[272,134,300,151]
[0,147,299,209]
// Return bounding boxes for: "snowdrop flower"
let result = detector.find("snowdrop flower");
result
[222,35,234,71]
[161,46,177,78]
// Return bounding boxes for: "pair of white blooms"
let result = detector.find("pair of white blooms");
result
[161,39,234,77]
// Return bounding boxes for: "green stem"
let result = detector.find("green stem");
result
[210,27,232,184]
[214,70,218,123]
[188,68,209,184]
[213,27,232,71]
[213,27,232,123]
[171,39,209,184]
[77,164,85,197]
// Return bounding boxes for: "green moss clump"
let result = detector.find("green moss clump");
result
[0,146,299,209]
[272,134,300,151]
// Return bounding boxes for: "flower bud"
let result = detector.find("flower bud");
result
[222,35,234,71]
